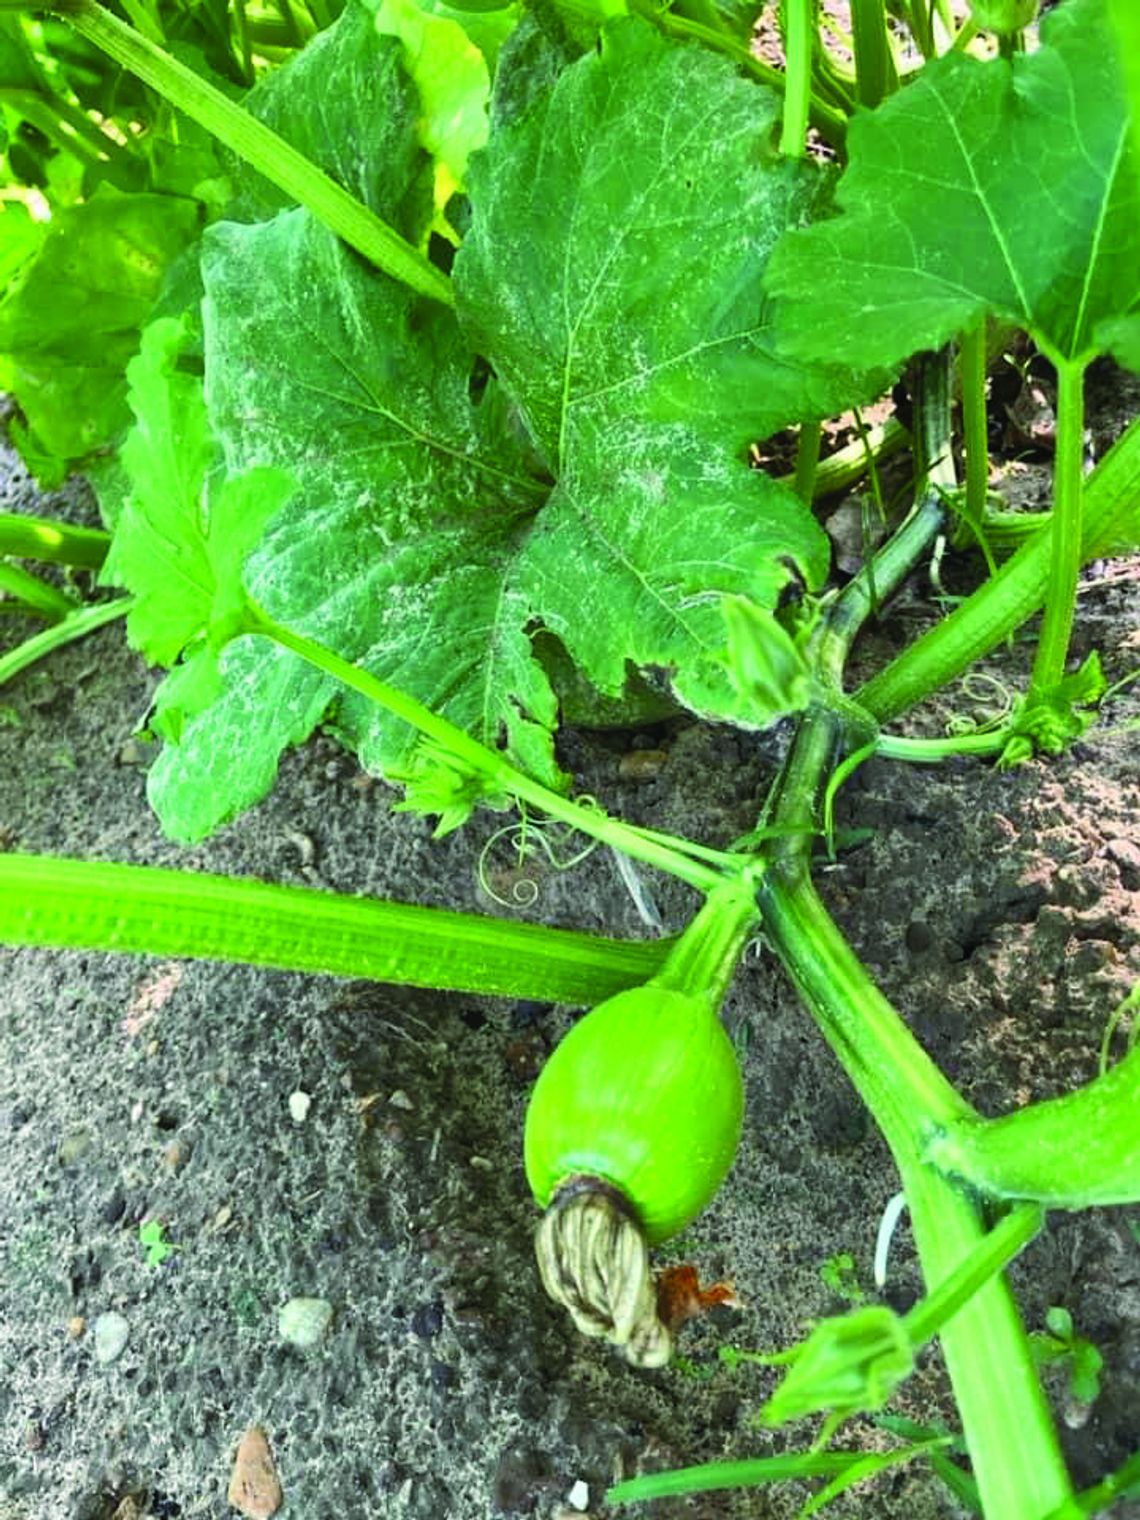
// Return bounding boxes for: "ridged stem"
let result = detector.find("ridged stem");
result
[0,852,668,1003]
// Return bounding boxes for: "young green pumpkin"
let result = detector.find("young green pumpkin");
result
[524,982,744,1244]
[523,882,757,1362]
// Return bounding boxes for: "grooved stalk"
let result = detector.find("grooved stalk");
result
[0,853,668,1003]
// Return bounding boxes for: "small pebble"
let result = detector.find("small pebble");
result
[162,1138,191,1172]
[110,1497,144,1520]
[1106,837,1140,889]
[92,1311,130,1365]
[618,748,668,781]
[66,1316,86,1340]
[566,1478,590,1511]
[278,1296,333,1349]
[388,1089,414,1111]
[57,1129,92,1166]
[411,1300,444,1340]
[228,1426,283,1518]
[287,1091,312,1125]
[117,738,148,766]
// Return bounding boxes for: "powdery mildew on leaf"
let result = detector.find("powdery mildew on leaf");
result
[456,16,866,463]
[146,209,556,841]
[142,16,864,841]
[766,0,1140,372]
[514,413,826,712]
[230,0,432,237]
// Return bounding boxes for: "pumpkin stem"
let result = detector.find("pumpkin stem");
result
[653,878,760,1008]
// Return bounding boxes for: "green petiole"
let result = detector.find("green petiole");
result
[958,320,992,555]
[780,0,814,158]
[857,411,1140,723]
[0,512,110,570]
[38,0,453,306]
[0,852,669,1003]
[250,605,745,894]
[0,597,132,688]
[0,560,75,621]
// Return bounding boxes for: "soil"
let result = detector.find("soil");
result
[1,362,1139,1520]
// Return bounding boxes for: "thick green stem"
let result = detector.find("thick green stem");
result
[959,320,990,540]
[927,1042,1140,1208]
[851,0,898,105]
[1026,357,1085,702]
[857,411,1140,723]
[654,878,759,1007]
[0,560,75,620]
[54,0,453,306]
[756,350,1073,1517]
[0,597,131,688]
[0,512,110,570]
[759,861,968,1133]
[780,0,814,157]
[0,853,668,1002]
[253,609,738,894]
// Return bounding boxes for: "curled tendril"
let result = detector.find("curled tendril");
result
[534,1179,671,1368]
[475,806,601,908]
[944,671,1016,736]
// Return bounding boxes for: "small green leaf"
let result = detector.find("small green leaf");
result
[0,187,200,478]
[767,0,1140,372]
[100,317,295,672]
[722,595,814,722]
[139,1218,176,1267]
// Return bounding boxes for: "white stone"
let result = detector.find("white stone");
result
[566,1479,590,1511]
[92,1311,130,1365]
[287,1090,311,1124]
[278,1297,333,1348]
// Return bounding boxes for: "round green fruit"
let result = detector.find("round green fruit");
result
[523,984,744,1246]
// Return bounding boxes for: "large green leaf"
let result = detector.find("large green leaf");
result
[141,19,846,841]
[0,187,199,481]
[455,17,867,467]
[765,0,1140,371]
[147,210,556,841]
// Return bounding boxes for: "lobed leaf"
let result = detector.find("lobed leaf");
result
[148,210,557,841]
[137,17,862,840]
[456,17,869,465]
[766,0,1140,372]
